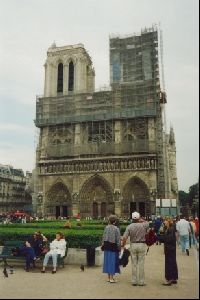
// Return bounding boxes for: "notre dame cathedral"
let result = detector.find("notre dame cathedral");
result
[34,26,178,219]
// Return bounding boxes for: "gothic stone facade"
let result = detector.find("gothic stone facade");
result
[34,29,178,219]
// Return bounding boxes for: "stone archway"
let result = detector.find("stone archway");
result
[45,181,72,218]
[79,175,114,218]
[122,176,150,218]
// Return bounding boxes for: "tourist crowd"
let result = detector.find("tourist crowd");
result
[4,212,199,287]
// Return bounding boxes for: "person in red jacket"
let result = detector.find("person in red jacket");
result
[194,217,199,241]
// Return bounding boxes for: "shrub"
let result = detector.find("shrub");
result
[0,228,102,249]
[0,221,128,248]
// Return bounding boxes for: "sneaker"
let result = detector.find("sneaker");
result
[132,283,138,286]
[162,281,172,286]
[109,279,117,283]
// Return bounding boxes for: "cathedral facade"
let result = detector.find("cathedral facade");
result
[34,27,178,219]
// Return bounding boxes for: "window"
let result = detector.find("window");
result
[57,63,63,93]
[88,121,114,143]
[68,61,74,91]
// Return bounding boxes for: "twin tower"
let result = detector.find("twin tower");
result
[44,42,95,97]
[35,27,178,219]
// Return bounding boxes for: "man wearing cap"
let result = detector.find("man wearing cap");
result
[122,211,149,286]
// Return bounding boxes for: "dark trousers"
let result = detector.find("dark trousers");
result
[20,246,36,268]
[33,245,42,257]
[165,250,178,281]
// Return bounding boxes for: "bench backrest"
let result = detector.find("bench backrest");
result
[1,240,69,257]
[1,241,24,256]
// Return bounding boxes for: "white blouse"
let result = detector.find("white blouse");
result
[49,239,67,257]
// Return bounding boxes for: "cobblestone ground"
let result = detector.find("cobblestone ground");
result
[0,244,199,299]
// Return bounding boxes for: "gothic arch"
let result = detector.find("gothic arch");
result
[68,60,74,91]
[79,174,114,217]
[46,181,71,204]
[66,57,76,65]
[122,176,150,217]
[45,181,72,217]
[56,58,64,65]
[57,62,63,93]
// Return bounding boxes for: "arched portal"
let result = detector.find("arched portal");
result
[122,177,150,218]
[46,182,72,218]
[79,175,114,218]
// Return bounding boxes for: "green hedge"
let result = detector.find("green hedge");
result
[0,220,129,248]
[0,223,105,229]
[0,228,103,249]
[0,220,130,227]
[0,222,128,233]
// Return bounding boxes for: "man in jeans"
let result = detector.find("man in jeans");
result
[176,215,191,255]
[122,212,149,286]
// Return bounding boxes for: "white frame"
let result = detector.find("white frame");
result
[171,199,177,207]
[162,199,171,207]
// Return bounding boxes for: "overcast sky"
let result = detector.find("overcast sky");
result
[0,0,199,191]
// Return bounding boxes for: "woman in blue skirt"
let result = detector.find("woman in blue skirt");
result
[102,215,121,283]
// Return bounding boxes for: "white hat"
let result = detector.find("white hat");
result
[132,212,140,219]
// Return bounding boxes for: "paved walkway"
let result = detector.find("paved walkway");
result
[0,245,199,299]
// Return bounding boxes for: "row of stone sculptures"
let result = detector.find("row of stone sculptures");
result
[39,157,157,174]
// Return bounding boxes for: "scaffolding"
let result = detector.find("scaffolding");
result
[35,26,162,159]
[35,89,157,126]
[109,27,159,85]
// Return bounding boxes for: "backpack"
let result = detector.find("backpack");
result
[145,229,157,247]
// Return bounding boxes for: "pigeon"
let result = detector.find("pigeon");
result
[80,264,85,271]
[3,267,8,278]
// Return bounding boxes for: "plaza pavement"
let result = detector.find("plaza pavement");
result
[0,244,199,299]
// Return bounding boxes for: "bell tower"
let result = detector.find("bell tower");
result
[44,42,95,97]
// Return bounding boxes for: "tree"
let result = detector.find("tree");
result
[188,183,199,207]
[178,190,189,206]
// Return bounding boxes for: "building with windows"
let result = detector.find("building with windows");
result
[34,26,178,219]
[0,165,32,214]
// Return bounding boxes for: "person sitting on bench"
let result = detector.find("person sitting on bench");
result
[19,241,37,272]
[41,232,66,274]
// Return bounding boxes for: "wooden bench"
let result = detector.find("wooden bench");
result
[0,240,68,269]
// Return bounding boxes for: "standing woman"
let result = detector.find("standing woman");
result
[162,217,178,286]
[102,215,121,283]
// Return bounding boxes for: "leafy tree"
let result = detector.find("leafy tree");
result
[178,190,189,206]
[188,183,199,207]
